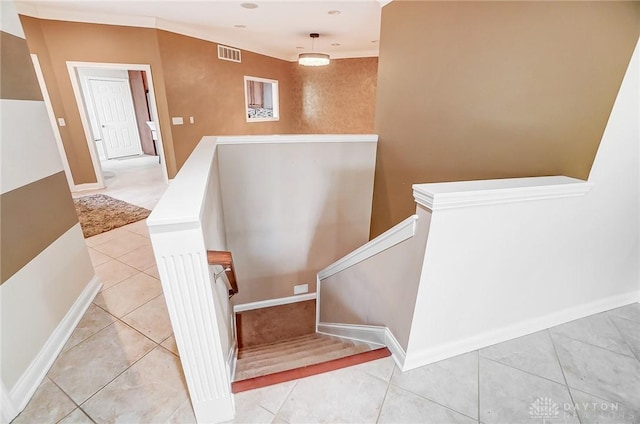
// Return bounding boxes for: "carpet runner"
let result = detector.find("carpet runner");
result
[232,333,391,393]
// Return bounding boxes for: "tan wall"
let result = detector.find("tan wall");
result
[371,1,640,237]
[19,17,175,182]
[292,57,378,134]
[19,17,377,185]
[156,30,296,169]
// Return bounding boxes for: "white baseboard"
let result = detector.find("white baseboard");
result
[227,341,238,381]
[233,293,316,313]
[317,322,407,370]
[6,277,101,421]
[383,328,407,371]
[403,290,640,371]
[72,182,103,192]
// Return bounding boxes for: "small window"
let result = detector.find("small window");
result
[244,76,279,122]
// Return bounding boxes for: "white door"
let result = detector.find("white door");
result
[89,78,142,159]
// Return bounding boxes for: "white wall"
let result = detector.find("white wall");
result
[319,209,430,350]
[403,39,639,369]
[217,136,378,304]
[1,2,98,420]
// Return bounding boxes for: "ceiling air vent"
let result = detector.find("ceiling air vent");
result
[218,45,241,63]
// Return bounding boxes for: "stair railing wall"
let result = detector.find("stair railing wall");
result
[147,136,235,424]
[316,207,433,369]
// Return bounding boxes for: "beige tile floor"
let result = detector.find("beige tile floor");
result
[72,155,167,210]
[14,216,640,423]
[13,166,640,423]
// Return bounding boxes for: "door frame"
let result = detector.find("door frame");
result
[67,61,169,190]
[86,76,143,160]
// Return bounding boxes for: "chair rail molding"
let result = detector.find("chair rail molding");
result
[413,176,593,211]
[318,214,418,280]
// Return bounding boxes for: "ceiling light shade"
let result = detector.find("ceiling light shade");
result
[298,53,330,66]
[298,33,330,67]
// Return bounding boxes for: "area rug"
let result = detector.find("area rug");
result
[74,194,151,238]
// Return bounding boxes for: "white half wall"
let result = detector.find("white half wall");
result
[403,39,640,370]
[217,135,378,304]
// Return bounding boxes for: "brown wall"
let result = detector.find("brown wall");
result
[156,30,296,169]
[371,1,640,237]
[292,57,378,134]
[19,17,175,182]
[19,16,377,185]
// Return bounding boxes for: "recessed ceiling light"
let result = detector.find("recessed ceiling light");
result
[234,24,246,28]
[240,3,258,9]
[296,46,305,50]
[331,43,341,47]
[328,10,341,15]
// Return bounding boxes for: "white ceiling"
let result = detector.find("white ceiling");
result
[15,0,384,61]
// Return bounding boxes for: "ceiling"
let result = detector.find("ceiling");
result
[15,0,385,61]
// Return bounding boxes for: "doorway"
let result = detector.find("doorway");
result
[66,62,169,194]
[86,76,143,159]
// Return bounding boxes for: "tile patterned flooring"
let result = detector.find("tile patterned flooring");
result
[72,155,166,211]
[14,165,640,423]
[14,217,640,423]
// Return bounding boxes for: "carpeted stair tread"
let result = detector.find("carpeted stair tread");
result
[234,342,371,381]
[232,347,392,393]
[238,333,323,358]
[236,339,353,372]
[238,337,345,362]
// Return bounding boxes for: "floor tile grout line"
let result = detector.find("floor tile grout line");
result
[115,306,169,346]
[271,379,299,420]
[480,355,569,387]
[388,382,479,422]
[605,313,640,363]
[477,349,481,423]
[547,329,582,424]
[374,376,392,424]
[77,405,99,424]
[551,330,638,415]
[94,266,159,295]
[46,376,81,412]
[78,343,160,412]
[550,330,637,360]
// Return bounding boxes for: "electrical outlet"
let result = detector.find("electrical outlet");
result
[294,284,308,295]
[189,116,195,124]
[57,118,66,127]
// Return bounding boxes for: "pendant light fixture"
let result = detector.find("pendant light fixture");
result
[298,33,330,67]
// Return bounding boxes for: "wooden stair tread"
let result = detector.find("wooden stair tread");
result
[232,347,392,393]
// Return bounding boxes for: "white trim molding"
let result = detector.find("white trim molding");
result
[318,214,418,280]
[65,61,170,191]
[30,54,75,191]
[403,291,640,371]
[216,134,378,145]
[317,323,406,370]
[413,176,593,211]
[7,277,101,420]
[233,293,317,313]
[72,182,104,192]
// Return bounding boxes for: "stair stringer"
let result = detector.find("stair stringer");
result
[316,322,407,370]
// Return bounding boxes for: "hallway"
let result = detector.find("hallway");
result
[12,216,640,423]
[72,155,166,210]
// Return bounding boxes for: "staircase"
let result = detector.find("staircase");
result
[232,333,390,393]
